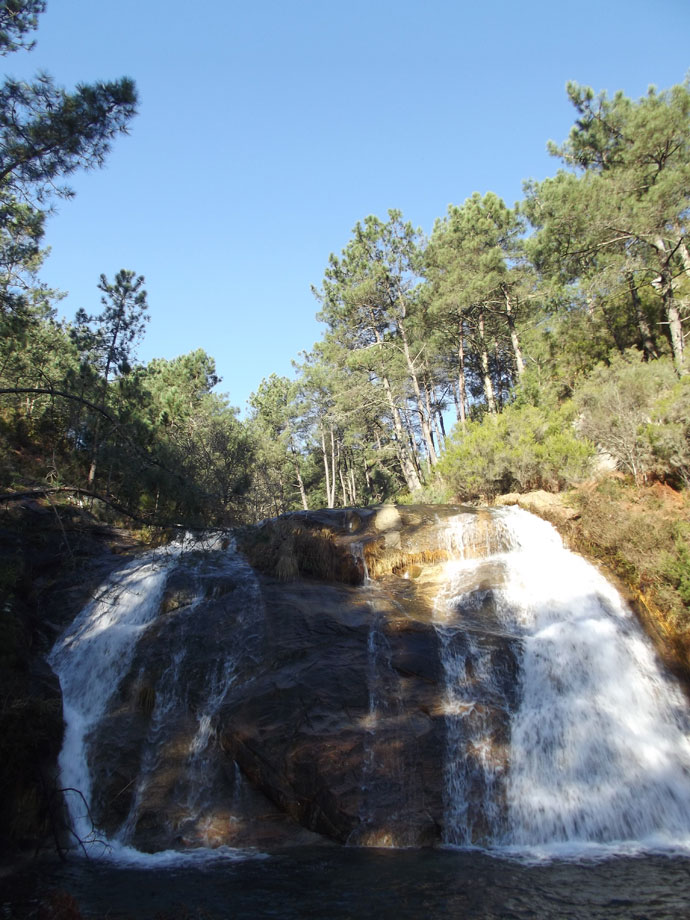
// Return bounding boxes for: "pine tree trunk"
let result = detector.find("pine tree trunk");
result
[423,378,444,451]
[478,310,497,413]
[321,428,333,508]
[654,239,686,374]
[457,328,468,427]
[339,467,348,506]
[399,324,438,465]
[292,455,309,510]
[381,374,422,492]
[674,230,690,281]
[330,426,338,507]
[438,409,446,440]
[423,378,439,456]
[87,416,101,486]
[403,407,424,478]
[349,465,357,505]
[503,288,524,380]
[665,292,685,374]
[370,314,423,490]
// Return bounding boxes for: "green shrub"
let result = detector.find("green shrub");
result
[645,376,690,487]
[574,351,678,482]
[438,402,594,500]
[662,523,690,608]
[396,477,455,506]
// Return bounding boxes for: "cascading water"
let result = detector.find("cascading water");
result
[49,534,265,861]
[48,504,690,863]
[24,504,690,920]
[434,619,513,846]
[436,506,690,854]
[434,513,518,846]
[348,610,388,844]
[49,545,176,851]
[501,508,690,851]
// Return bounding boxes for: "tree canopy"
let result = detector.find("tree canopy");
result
[1,18,688,528]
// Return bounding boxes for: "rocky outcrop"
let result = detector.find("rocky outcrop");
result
[221,578,447,847]
[494,490,579,524]
[20,496,690,859]
[81,504,520,850]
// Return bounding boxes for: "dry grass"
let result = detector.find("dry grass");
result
[275,534,299,581]
[564,476,690,676]
[363,543,451,579]
[238,519,363,585]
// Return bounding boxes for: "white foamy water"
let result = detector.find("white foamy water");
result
[500,508,690,850]
[49,534,264,862]
[49,547,175,847]
[51,508,690,862]
[437,506,690,856]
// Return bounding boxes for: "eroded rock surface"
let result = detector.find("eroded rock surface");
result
[86,505,518,850]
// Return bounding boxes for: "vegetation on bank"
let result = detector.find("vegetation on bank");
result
[565,478,690,628]
[541,477,690,691]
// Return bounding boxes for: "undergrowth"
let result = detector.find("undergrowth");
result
[567,477,690,633]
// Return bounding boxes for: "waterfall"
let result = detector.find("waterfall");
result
[501,508,690,850]
[171,546,265,847]
[347,610,387,845]
[49,534,264,861]
[346,576,414,847]
[436,506,690,854]
[49,506,690,860]
[49,546,175,849]
[435,620,512,846]
[434,513,517,846]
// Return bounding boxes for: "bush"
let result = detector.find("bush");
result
[662,522,690,608]
[569,478,690,631]
[574,351,678,482]
[438,402,593,500]
[645,376,690,487]
[396,477,455,505]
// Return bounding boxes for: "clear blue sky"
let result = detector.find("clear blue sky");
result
[7,0,690,415]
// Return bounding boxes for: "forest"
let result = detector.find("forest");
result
[0,4,689,611]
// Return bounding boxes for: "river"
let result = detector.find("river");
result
[5,845,690,919]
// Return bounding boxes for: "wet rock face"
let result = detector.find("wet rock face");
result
[221,579,447,846]
[87,505,517,850]
[0,504,147,857]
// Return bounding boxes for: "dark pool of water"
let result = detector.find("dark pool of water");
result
[4,846,690,920]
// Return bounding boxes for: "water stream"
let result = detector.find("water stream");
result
[501,509,690,853]
[48,544,175,851]
[48,533,264,862]
[435,507,690,855]
[43,505,690,888]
